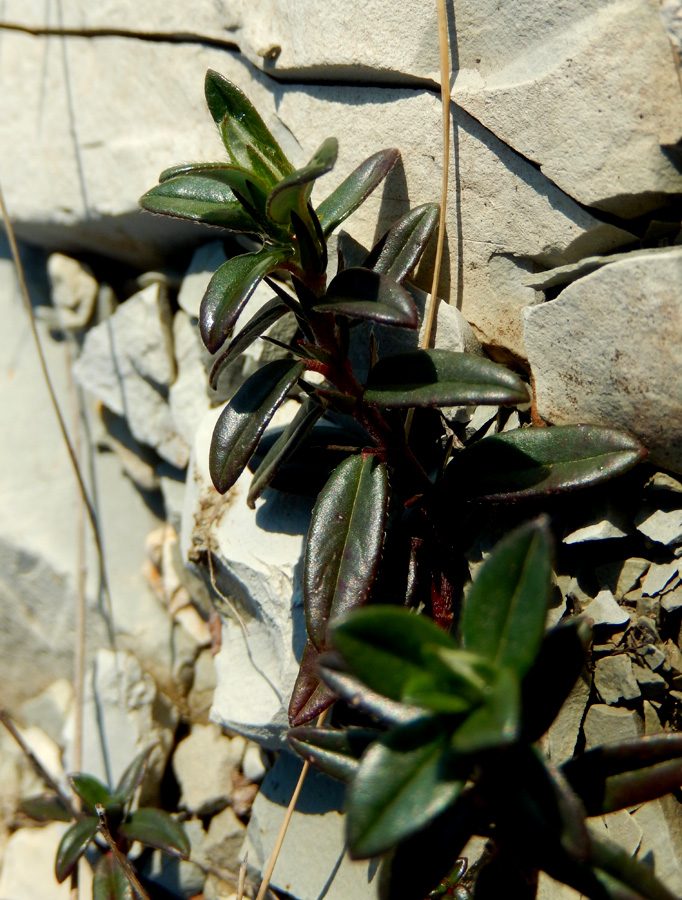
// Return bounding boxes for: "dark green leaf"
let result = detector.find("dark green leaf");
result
[331,606,455,702]
[562,734,682,816]
[69,773,112,813]
[139,173,262,232]
[304,455,390,652]
[365,203,440,284]
[200,247,292,355]
[119,808,190,859]
[378,793,477,900]
[313,268,418,329]
[55,816,99,882]
[287,726,378,783]
[291,205,328,276]
[521,618,593,742]
[347,719,468,858]
[20,793,72,823]
[210,359,306,493]
[449,425,647,502]
[93,853,134,900]
[591,835,679,900]
[316,149,399,237]
[363,350,529,408]
[450,666,520,754]
[461,518,552,679]
[209,297,292,388]
[204,70,293,183]
[110,746,155,807]
[247,398,323,508]
[267,138,338,225]
[288,639,339,727]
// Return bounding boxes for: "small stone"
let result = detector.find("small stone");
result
[633,798,682,895]
[140,849,206,900]
[189,648,218,724]
[583,590,631,629]
[547,672,591,764]
[588,810,642,857]
[594,655,640,705]
[173,723,240,815]
[46,252,98,329]
[644,700,665,735]
[242,743,268,783]
[632,663,668,699]
[635,507,682,546]
[664,640,682,675]
[647,471,682,493]
[583,704,644,749]
[596,558,650,597]
[662,584,682,613]
[636,595,661,618]
[201,806,246,872]
[638,643,667,672]
[563,507,631,544]
[642,561,681,597]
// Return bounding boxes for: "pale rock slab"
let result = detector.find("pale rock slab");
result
[241,752,377,900]
[74,282,189,467]
[583,704,644,748]
[0,823,93,900]
[633,797,682,896]
[583,590,630,629]
[19,679,74,748]
[177,241,228,320]
[140,851,206,900]
[563,507,631,544]
[169,310,213,451]
[546,671,591,765]
[525,246,681,293]
[524,248,682,474]
[172,723,242,815]
[662,584,682,612]
[594,655,640,705]
[596,557,650,598]
[453,0,682,215]
[62,650,179,803]
[200,806,246,872]
[588,810,643,857]
[45,252,98,330]
[635,506,682,546]
[181,402,311,748]
[642,561,681,597]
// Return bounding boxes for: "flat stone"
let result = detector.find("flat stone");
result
[636,507,682,546]
[596,558,650,598]
[633,663,668,698]
[639,643,668,672]
[524,248,682,474]
[563,506,631,544]
[647,471,682,493]
[139,850,206,900]
[200,806,246,873]
[633,798,682,896]
[663,584,682,613]
[643,561,681,597]
[588,810,643,857]
[177,241,228,319]
[0,822,93,900]
[173,723,242,816]
[241,752,377,900]
[169,310,214,452]
[583,590,630,629]
[546,672,592,764]
[19,679,74,748]
[45,252,98,330]
[583,704,644,749]
[525,246,682,292]
[594,655,640,705]
[242,743,268,783]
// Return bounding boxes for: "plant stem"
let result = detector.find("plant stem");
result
[95,804,151,900]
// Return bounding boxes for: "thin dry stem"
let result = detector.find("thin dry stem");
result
[95,804,152,900]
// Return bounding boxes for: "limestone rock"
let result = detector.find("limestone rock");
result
[19,680,74,748]
[62,650,178,803]
[635,506,682,546]
[45,252,98,330]
[139,851,206,900]
[169,310,213,452]
[546,672,591,764]
[200,806,246,872]
[241,752,377,900]
[588,810,643,857]
[594,655,640,705]
[583,590,630,629]
[563,506,631,544]
[596,558,649,598]
[583,704,644,748]
[172,723,243,815]
[242,743,268,783]
[0,823,93,900]
[642,561,681,597]
[633,797,682,896]
[524,248,682,474]
[177,241,228,320]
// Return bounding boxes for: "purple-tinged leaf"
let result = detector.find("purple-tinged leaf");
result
[313,268,418,329]
[347,719,468,858]
[267,138,338,225]
[204,70,293,183]
[55,816,99,882]
[449,425,647,502]
[247,398,323,509]
[363,350,529,408]
[93,852,133,900]
[118,808,190,859]
[139,173,263,232]
[287,726,378,783]
[288,639,338,727]
[210,359,306,494]
[21,792,71,823]
[304,454,389,652]
[365,204,440,284]
[461,518,552,679]
[209,297,292,388]
[316,149,400,238]
[200,247,292,355]
[68,773,112,813]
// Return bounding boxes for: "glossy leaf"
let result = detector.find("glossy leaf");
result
[347,719,467,858]
[139,173,263,232]
[363,350,529,408]
[55,815,99,882]
[313,268,418,329]
[461,518,552,679]
[450,666,520,754]
[210,358,306,493]
[93,853,133,900]
[304,454,389,652]
[266,138,338,225]
[247,398,323,508]
[287,726,378,783]
[21,792,71,823]
[449,425,647,502]
[69,773,112,813]
[209,297,292,388]
[291,205,328,277]
[562,734,682,816]
[204,70,293,183]
[590,835,679,900]
[316,148,400,237]
[365,203,440,284]
[110,746,155,807]
[119,808,190,859]
[330,606,455,702]
[288,639,339,727]
[200,246,292,354]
